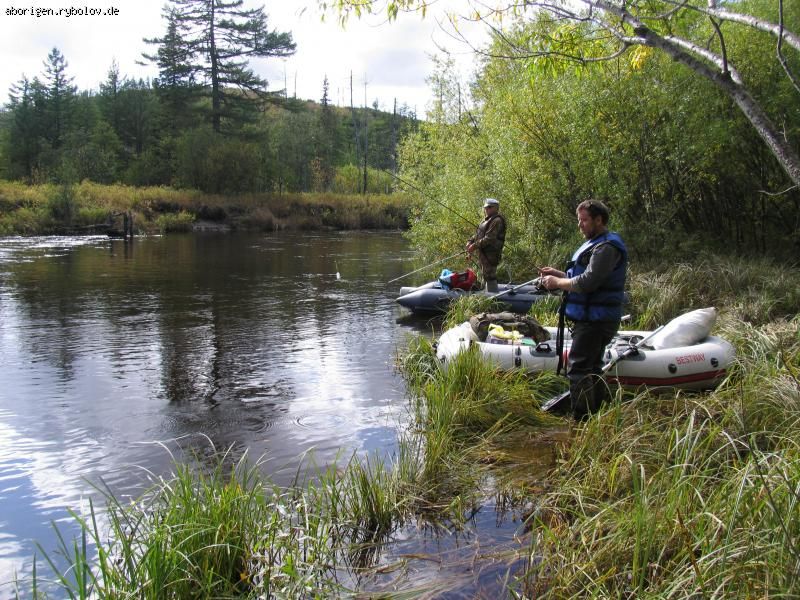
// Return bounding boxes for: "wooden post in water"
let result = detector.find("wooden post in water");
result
[121,211,134,239]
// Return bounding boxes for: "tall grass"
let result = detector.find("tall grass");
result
[0,180,411,235]
[19,447,408,598]
[627,255,800,328]
[519,256,800,598]
[398,332,562,505]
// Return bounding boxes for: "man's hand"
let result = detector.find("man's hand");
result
[538,266,565,278]
[541,274,570,291]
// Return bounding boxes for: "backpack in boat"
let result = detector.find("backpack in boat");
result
[439,268,478,291]
[468,311,550,343]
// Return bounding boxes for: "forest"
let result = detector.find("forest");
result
[0,0,418,196]
[386,0,800,263]
[1,0,798,256]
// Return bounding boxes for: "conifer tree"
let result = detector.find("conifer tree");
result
[142,7,200,132]
[4,76,46,179]
[315,76,337,189]
[42,48,76,150]
[145,0,296,133]
[99,60,123,135]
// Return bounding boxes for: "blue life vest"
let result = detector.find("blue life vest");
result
[564,232,627,322]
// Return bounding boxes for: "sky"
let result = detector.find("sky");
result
[0,0,491,114]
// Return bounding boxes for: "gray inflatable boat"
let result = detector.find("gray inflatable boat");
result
[396,281,547,314]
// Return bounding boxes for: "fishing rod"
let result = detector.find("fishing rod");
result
[382,169,479,230]
[541,324,667,413]
[387,251,465,284]
[491,277,544,300]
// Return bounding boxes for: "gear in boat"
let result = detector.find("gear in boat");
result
[435,307,735,394]
[396,268,549,315]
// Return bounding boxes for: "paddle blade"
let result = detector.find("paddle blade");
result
[541,390,570,412]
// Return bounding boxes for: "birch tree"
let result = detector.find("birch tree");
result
[321,0,800,187]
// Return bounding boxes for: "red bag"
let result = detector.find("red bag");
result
[441,268,477,291]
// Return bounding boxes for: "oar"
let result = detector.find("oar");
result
[490,277,542,299]
[387,251,464,285]
[541,324,666,413]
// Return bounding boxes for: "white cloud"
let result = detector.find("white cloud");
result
[0,0,489,113]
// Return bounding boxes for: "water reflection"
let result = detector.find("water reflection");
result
[0,231,549,596]
[0,231,421,588]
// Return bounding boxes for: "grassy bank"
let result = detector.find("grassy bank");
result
[15,255,800,598]
[517,257,800,597]
[0,180,412,235]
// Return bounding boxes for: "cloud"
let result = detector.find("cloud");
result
[1,0,488,113]
[1,0,163,95]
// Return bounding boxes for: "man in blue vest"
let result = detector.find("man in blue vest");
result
[466,198,507,293]
[539,199,628,418]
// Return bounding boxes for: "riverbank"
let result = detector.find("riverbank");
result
[15,255,800,597]
[0,180,412,235]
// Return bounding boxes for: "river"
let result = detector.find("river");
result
[0,231,544,597]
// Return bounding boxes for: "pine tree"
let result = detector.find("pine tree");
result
[99,60,123,135]
[315,76,337,190]
[119,78,159,157]
[145,0,296,133]
[142,7,200,132]
[4,76,46,179]
[42,48,76,149]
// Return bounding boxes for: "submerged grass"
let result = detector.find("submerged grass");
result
[16,254,800,598]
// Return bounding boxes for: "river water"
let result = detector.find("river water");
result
[0,231,549,597]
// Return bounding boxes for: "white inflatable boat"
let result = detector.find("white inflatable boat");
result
[435,312,735,392]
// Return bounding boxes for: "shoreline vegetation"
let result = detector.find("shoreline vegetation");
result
[14,255,800,598]
[0,180,412,236]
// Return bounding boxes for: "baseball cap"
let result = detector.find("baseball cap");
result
[483,198,499,208]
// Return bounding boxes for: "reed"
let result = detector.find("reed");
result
[398,334,562,504]
[0,180,411,234]
[627,255,800,329]
[441,294,508,328]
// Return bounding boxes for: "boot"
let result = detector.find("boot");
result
[485,279,499,293]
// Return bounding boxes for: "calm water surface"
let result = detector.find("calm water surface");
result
[0,231,554,597]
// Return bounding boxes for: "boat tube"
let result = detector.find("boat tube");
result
[396,281,548,315]
[435,321,735,392]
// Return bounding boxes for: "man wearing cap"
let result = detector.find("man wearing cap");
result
[466,198,507,293]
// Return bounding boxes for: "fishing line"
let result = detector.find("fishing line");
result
[382,169,479,229]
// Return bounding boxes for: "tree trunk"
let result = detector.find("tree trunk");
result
[592,0,800,187]
[209,1,221,133]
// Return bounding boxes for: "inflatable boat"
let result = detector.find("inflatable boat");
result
[435,319,735,392]
[396,281,547,315]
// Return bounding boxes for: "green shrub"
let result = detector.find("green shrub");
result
[155,211,195,233]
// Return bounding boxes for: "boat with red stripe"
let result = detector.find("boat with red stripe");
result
[435,322,735,392]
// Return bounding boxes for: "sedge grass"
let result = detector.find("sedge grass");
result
[17,254,800,598]
[397,334,562,503]
[521,312,800,598]
[0,180,411,235]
